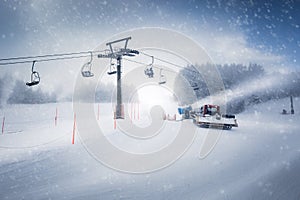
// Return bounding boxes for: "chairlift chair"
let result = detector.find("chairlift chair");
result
[158,68,166,85]
[144,56,154,78]
[145,67,154,78]
[81,51,94,78]
[107,58,117,75]
[26,61,40,86]
[81,63,94,77]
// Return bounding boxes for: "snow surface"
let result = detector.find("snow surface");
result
[0,98,300,199]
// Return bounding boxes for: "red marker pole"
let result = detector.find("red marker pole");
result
[130,103,133,122]
[134,103,136,120]
[72,113,76,144]
[2,116,5,134]
[137,102,140,120]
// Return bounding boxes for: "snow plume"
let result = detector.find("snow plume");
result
[208,71,300,114]
[176,64,300,114]
[175,63,265,105]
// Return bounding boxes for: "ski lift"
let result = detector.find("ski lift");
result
[26,61,40,87]
[107,58,117,75]
[144,56,154,78]
[81,51,94,77]
[158,68,166,85]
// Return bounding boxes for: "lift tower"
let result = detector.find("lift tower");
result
[291,96,294,114]
[98,37,139,119]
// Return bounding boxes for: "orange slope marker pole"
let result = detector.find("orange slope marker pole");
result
[114,118,116,130]
[72,113,76,144]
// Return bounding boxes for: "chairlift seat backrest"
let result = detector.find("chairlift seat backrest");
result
[26,81,39,87]
[123,53,135,57]
[193,86,199,90]
[107,71,117,75]
[158,81,166,85]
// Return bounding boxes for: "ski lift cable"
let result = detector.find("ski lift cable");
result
[0,50,106,66]
[140,51,205,72]
[0,54,94,66]
[2,48,195,73]
[139,51,187,70]
[122,57,175,73]
[0,50,106,62]
[122,57,148,67]
[123,54,198,74]
[127,51,203,88]
[139,48,191,66]
[1,47,203,75]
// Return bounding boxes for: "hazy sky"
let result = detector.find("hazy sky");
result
[0,0,299,94]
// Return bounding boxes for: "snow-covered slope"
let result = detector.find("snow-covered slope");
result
[0,98,299,199]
